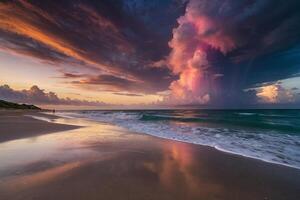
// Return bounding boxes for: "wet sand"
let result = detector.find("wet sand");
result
[0,112,299,200]
[0,110,79,143]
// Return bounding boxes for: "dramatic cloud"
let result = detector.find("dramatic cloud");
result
[0,0,300,107]
[163,0,300,106]
[0,0,184,93]
[0,85,106,106]
[0,0,132,77]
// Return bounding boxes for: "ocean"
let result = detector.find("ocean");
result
[58,109,300,169]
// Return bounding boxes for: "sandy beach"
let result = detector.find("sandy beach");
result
[0,111,299,200]
[0,110,80,143]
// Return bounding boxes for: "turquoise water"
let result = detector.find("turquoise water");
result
[59,109,300,169]
[140,110,300,133]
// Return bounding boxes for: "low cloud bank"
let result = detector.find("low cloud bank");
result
[0,84,106,106]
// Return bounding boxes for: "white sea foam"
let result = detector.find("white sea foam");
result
[58,111,300,169]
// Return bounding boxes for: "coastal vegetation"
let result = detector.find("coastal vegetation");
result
[0,99,41,110]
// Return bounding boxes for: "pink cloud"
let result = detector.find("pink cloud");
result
[165,0,237,104]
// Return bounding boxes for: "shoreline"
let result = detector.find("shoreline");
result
[0,110,299,199]
[137,132,300,171]
[136,131,300,171]
[2,110,299,170]
[56,111,300,171]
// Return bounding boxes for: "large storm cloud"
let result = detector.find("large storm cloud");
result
[163,0,300,106]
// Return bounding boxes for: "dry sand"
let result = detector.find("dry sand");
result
[0,111,299,200]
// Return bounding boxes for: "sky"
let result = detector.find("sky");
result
[0,0,300,109]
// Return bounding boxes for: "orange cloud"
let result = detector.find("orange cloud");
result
[0,3,82,60]
[257,84,294,103]
[257,85,278,103]
[0,1,138,82]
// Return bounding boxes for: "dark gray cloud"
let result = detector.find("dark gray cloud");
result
[113,92,144,97]
[71,74,168,93]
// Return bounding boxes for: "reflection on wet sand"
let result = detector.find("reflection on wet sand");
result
[143,142,223,199]
[2,161,82,191]
[0,116,299,200]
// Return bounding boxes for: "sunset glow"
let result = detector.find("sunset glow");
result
[0,0,300,108]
